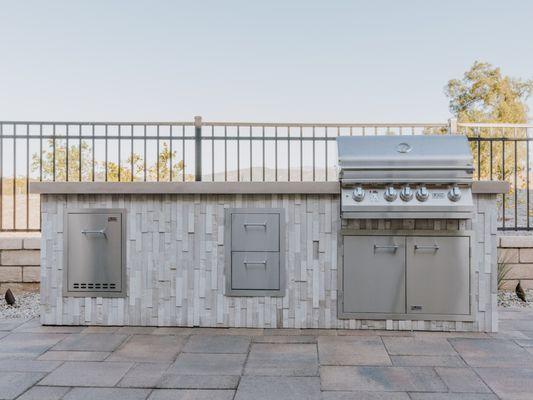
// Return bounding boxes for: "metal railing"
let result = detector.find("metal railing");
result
[0,117,531,231]
[458,123,533,231]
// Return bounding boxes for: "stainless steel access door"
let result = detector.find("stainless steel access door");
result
[406,236,470,315]
[231,252,280,290]
[343,236,406,314]
[231,213,280,252]
[64,209,126,297]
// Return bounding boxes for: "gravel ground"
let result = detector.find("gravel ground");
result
[498,289,533,308]
[0,291,40,319]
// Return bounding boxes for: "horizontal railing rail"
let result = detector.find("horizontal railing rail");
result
[1,118,532,231]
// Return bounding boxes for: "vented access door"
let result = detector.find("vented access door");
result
[64,209,126,297]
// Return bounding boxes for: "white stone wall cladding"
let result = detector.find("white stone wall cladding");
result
[40,193,497,332]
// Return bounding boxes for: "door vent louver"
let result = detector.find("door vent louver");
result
[72,282,117,291]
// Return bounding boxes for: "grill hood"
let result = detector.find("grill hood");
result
[337,135,474,184]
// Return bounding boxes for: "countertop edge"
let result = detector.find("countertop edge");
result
[29,181,341,195]
[471,181,509,194]
[30,180,509,195]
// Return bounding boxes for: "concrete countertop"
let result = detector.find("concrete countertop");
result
[29,181,340,195]
[29,180,509,195]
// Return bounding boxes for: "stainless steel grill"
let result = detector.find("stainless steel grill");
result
[337,135,474,219]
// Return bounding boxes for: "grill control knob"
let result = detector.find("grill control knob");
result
[352,186,365,202]
[448,186,462,202]
[384,186,397,202]
[416,186,429,202]
[400,186,413,202]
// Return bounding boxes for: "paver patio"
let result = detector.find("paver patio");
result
[0,308,532,399]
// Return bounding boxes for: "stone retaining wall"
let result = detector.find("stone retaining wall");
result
[0,233,41,293]
[499,236,533,290]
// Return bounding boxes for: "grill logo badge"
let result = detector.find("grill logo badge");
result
[396,142,412,153]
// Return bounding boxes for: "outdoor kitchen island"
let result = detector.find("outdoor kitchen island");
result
[31,179,507,332]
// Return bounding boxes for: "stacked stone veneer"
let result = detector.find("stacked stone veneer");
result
[0,234,41,292]
[39,193,499,332]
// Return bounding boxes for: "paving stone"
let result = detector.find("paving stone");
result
[80,326,121,333]
[449,338,533,367]
[148,389,235,400]
[0,359,61,372]
[0,333,66,359]
[169,353,246,376]
[17,386,71,400]
[183,335,250,353]
[475,367,533,399]
[14,319,84,334]
[514,339,533,347]
[62,387,151,400]
[107,334,185,362]
[390,355,466,367]
[320,366,447,392]
[435,367,491,393]
[38,361,133,387]
[235,376,321,400]
[157,375,240,389]
[409,394,498,400]
[382,337,458,356]
[38,350,110,361]
[318,336,391,366]
[337,330,413,337]
[252,335,317,344]
[52,333,128,352]
[488,330,531,340]
[0,372,45,400]
[501,319,533,331]
[118,362,171,388]
[322,392,410,400]
[245,343,318,376]
[151,327,195,335]
[263,328,304,336]
[115,326,156,335]
[0,318,28,331]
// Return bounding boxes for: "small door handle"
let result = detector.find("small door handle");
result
[244,222,267,228]
[374,244,398,252]
[81,228,107,239]
[243,260,267,267]
[414,244,439,251]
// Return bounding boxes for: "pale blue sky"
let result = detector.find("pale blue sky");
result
[1,1,532,123]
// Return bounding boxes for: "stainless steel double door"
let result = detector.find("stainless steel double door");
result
[343,235,470,316]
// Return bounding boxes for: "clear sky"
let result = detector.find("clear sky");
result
[1,1,532,123]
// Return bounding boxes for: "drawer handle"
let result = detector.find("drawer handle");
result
[243,260,267,267]
[414,244,439,251]
[81,228,107,239]
[373,244,398,251]
[244,222,267,228]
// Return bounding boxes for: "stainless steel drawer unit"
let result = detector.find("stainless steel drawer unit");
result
[339,233,472,321]
[225,209,285,296]
[63,209,126,297]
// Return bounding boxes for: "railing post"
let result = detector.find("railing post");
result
[194,116,202,181]
[448,118,458,134]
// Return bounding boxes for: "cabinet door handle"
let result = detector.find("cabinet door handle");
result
[243,260,267,267]
[373,244,398,251]
[244,222,267,228]
[81,228,107,239]
[414,244,439,251]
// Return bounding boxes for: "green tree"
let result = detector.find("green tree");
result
[445,61,533,123]
[33,140,185,182]
[445,62,533,188]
